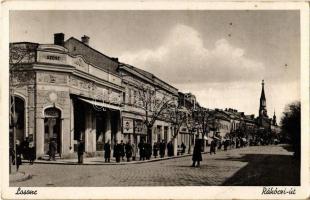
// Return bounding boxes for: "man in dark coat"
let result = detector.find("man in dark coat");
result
[145,143,152,160]
[159,140,166,158]
[48,138,57,161]
[125,141,133,162]
[210,139,216,155]
[138,139,145,161]
[28,140,35,164]
[77,140,85,164]
[21,137,29,160]
[113,140,121,163]
[103,140,111,162]
[120,140,125,161]
[15,140,22,171]
[191,140,202,167]
[153,142,159,158]
[181,142,186,155]
[167,140,174,157]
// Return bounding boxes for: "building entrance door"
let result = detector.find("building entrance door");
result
[44,108,61,156]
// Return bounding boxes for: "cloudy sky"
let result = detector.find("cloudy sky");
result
[10,11,300,122]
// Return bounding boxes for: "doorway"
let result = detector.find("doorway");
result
[44,107,61,155]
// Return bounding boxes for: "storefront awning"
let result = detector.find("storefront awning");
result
[78,97,123,111]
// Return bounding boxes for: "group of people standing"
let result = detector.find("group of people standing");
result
[10,137,36,171]
[100,139,176,163]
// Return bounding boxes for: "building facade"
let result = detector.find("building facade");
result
[10,34,124,158]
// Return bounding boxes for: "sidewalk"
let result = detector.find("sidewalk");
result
[23,146,246,165]
[23,153,194,165]
[9,171,32,182]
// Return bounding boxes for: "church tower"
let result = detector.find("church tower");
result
[259,80,268,117]
[272,110,277,126]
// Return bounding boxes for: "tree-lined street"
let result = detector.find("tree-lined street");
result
[10,144,299,187]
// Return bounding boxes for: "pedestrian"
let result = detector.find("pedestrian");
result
[138,139,145,161]
[218,140,222,150]
[159,140,166,158]
[191,139,202,167]
[48,137,57,161]
[146,143,152,160]
[181,142,186,155]
[223,139,229,151]
[103,140,111,162]
[153,142,159,158]
[210,139,216,155]
[28,140,35,164]
[113,140,121,163]
[21,137,29,161]
[167,140,174,157]
[125,140,133,162]
[236,138,240,148]
[15,140,22,171]
[120,140,125,161]
[77,140,85,164]
[131,142,137,161]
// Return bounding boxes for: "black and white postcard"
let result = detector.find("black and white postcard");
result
[1,1,309,199]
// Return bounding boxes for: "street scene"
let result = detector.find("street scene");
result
[10,145,299,187]
[8,10,300,187]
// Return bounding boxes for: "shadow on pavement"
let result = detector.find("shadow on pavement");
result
[219,153,300,186]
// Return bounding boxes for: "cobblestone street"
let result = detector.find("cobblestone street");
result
[10,145,299,187]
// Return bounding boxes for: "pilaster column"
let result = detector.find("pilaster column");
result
[69,98,74,153]
[116,111,122,141]
[105,111,111,143]
[160,126,164,141]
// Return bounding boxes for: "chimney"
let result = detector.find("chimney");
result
[54,33,64,46]
[81,35,90,45]
[111,57,119,62]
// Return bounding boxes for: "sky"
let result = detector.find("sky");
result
[10,10,300,123]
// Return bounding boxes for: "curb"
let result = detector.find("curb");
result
[23,147,247,166]
[24,153,194,166]
[9,171,32,183]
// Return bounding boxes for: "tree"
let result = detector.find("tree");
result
[280,101,300,159]
[9,43,35,173]
[135,83,176,143]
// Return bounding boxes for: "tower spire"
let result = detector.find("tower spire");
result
[259,79,267,117]
[260,79,266,100]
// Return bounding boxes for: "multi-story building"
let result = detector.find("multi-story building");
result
[10,33,181,158]
[118,63,179,152]
[10,33,124,158]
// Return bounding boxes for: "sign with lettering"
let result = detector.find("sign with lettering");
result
[37,51,67,65]
[134,120,146,135]
[123,118,134,134]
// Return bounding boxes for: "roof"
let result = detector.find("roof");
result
[119,62,178,93]
[65,37,119,75]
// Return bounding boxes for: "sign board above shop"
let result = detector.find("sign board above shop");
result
[123,118,134,134]
[135,120,147,135]
[37,51,67,65]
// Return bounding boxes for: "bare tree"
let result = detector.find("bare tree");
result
[9,43,37,173]
[134,83,177,143]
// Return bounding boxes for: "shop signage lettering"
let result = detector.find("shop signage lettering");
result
[37,51,66,65]
[47,55,60,60]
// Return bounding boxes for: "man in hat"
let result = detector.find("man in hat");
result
[77,140,85,164]
[48,137,57,161]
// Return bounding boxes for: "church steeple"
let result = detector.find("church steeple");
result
[259,80,267,117]
[260,80,266,101]
[272,109,277,126]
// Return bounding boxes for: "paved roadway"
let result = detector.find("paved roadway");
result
[10,145,299,186]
